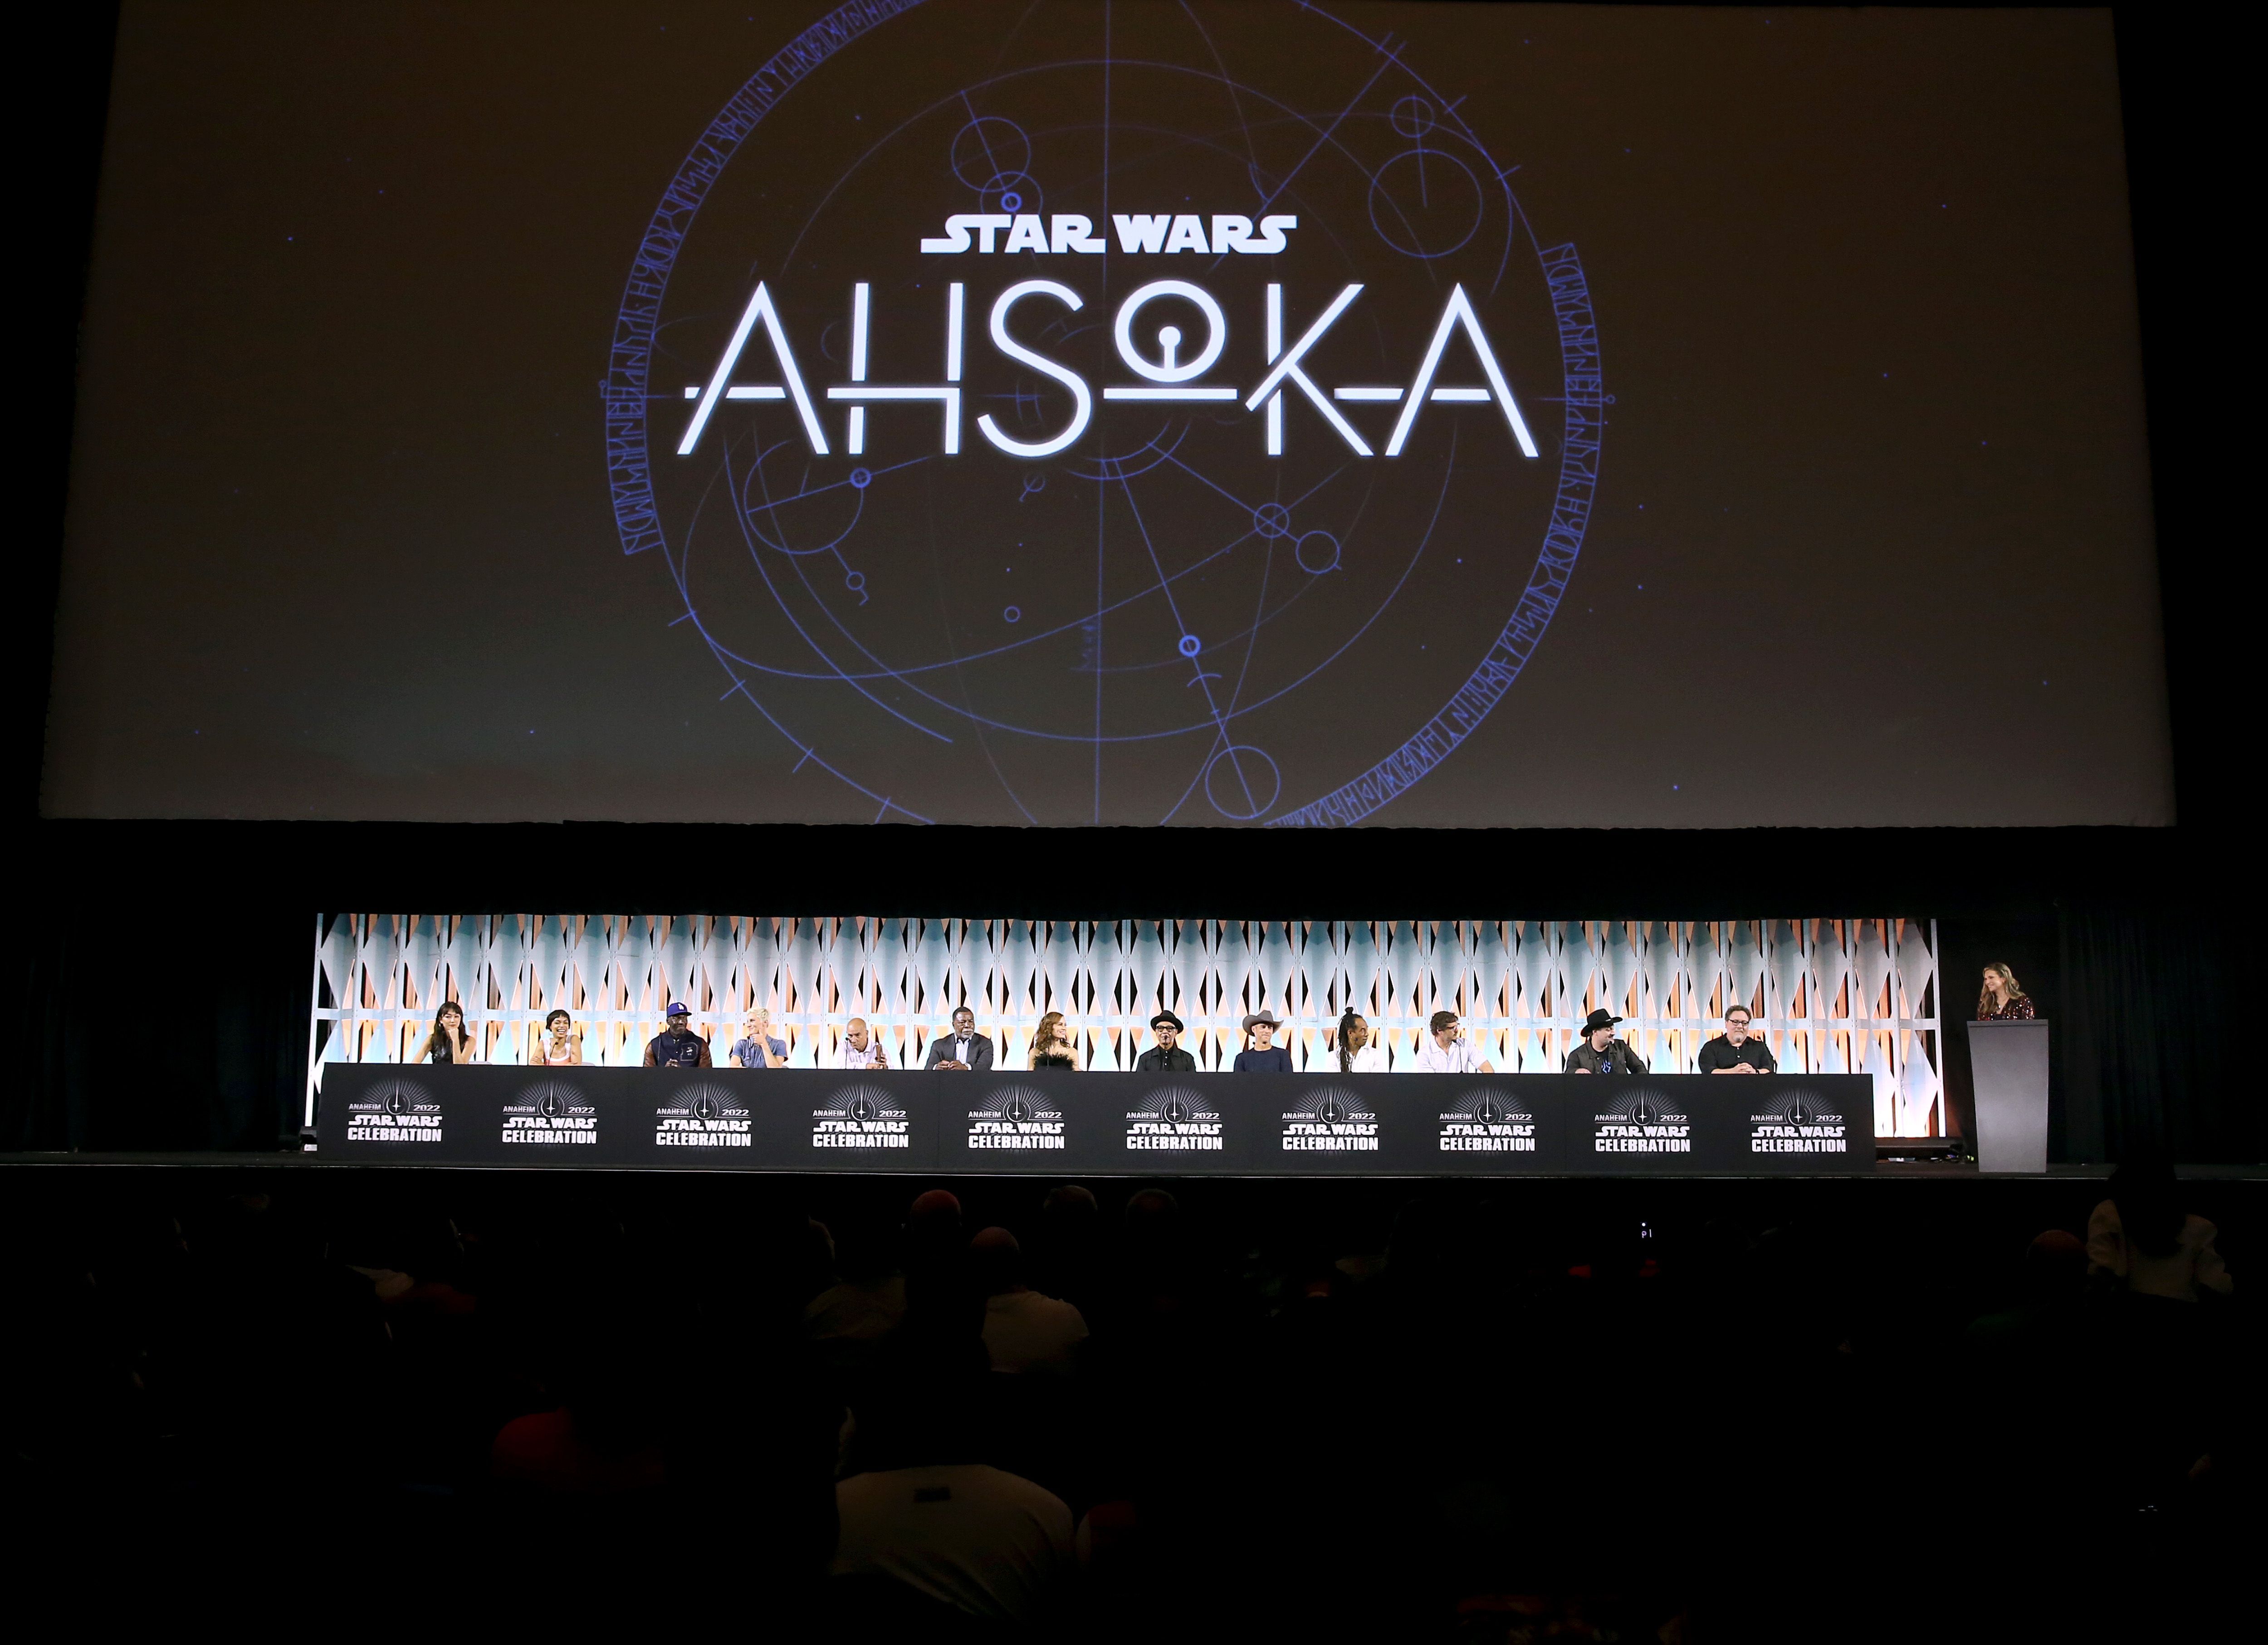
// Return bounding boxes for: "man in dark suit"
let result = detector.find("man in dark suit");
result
[924,1005,995,1071]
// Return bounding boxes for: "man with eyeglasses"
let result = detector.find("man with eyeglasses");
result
[1411,1010,1495,1073]
[1696,1005,1776,1074]
[1135,1011,1197,1072]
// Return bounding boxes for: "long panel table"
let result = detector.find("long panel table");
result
[316,1067,1874,1176]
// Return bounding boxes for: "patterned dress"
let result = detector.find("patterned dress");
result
[1978,996,2036,1021]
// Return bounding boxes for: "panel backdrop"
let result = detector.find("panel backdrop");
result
[310,916,1942,1137]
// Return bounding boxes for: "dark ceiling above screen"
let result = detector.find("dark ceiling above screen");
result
[43,1,2170,827]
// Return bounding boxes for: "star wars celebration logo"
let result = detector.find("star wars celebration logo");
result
[1590,1088,1691,1155]
[1278,1084,1378,1153]
[655,1082,754,1147]
[1747,1087,1850,1155]
[1125,1086,1224,1153]
[502,1079,601,1146]
[813,1083,913,1149]
[1437,1087,1538,1154]
[963,1084,1066,1151]
[343,1077,444,1144]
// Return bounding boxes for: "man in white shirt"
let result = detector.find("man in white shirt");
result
[833,1462,1076,1624]
[1409,1009,1495,1072]
[970,1226,1087,1375]
[836,1017,890,1069]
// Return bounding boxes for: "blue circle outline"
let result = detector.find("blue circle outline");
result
[603,0,1603,828]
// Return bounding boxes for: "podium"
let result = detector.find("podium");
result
[1964,1019,2050,1173]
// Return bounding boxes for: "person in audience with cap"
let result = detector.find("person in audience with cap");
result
[1233,1011,1294,1072]
[923,1005,993,1071]
[1696,1004,1775,1073]
[1564,1007,1649,1074]
[643,1002,712,1068]
[836,1016,891,1069]
[1136,1010,1196,1072]
[1411,1009,1494,1072]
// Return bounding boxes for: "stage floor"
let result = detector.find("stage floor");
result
[4,1151,2262,1181]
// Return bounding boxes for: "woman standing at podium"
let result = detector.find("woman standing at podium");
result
[1977,963,2035,1020]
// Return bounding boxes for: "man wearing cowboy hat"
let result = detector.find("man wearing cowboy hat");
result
[1233,1011,1294,1072]
[1136,1010,1197,1073]
[1412,1009,1495,1073]
[1564,1008,1650,1074]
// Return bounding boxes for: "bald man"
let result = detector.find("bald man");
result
[834,1017,890,1069]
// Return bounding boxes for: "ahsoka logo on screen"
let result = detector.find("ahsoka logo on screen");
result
[608,0,1603,828]
[675,225,1538,463]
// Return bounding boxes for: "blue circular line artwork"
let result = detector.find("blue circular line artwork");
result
[605,0,1603,828]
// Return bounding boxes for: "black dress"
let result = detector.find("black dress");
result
[1031,1053,1075,1069]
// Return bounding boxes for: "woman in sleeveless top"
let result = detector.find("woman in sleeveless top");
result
[420,1001,474,1065]
[539,1009,581,1065]
[1029,1010,1079,1070]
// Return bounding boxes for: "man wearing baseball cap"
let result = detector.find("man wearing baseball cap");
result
[1135,1010,1196,1073]
[1564,1007,1649,1074]
[1233,1011,1293,1073]
[644,1002,713,1068]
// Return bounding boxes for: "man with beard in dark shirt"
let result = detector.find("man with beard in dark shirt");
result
[643,1001,713,1068]
[1696,1004,1777,1074]
[1564,1008,1648,1074]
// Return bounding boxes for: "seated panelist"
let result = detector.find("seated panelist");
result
[1696,1005,1776,1074]
[1029,1011,1080,1070]
[925,1006,994,1071]
[645,1002,713,1068]
[538,1009,581,1066]
[1411,1010,1493,1073]
[418,1000,476,1065]
[836,1017,890,1069]
[1334,1009,1389,1073]
[733,1008,787,1068]
[1564,1008,1647,1074]
[1136,1010,1196,1072]
[1233,1012,1293,1072]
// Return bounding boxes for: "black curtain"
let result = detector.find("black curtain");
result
[2059,902,2245,1166]
[9,907,311,1153]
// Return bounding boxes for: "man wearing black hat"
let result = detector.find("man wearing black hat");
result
[1135,1011,1196,1073]
[644,1001,713,1068]
[1564,1008,1648,1074]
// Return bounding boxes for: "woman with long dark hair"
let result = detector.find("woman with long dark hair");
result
[1976,964,2035,1021]
[1334,1008,1388,1072]
[419,1000,475,1064]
